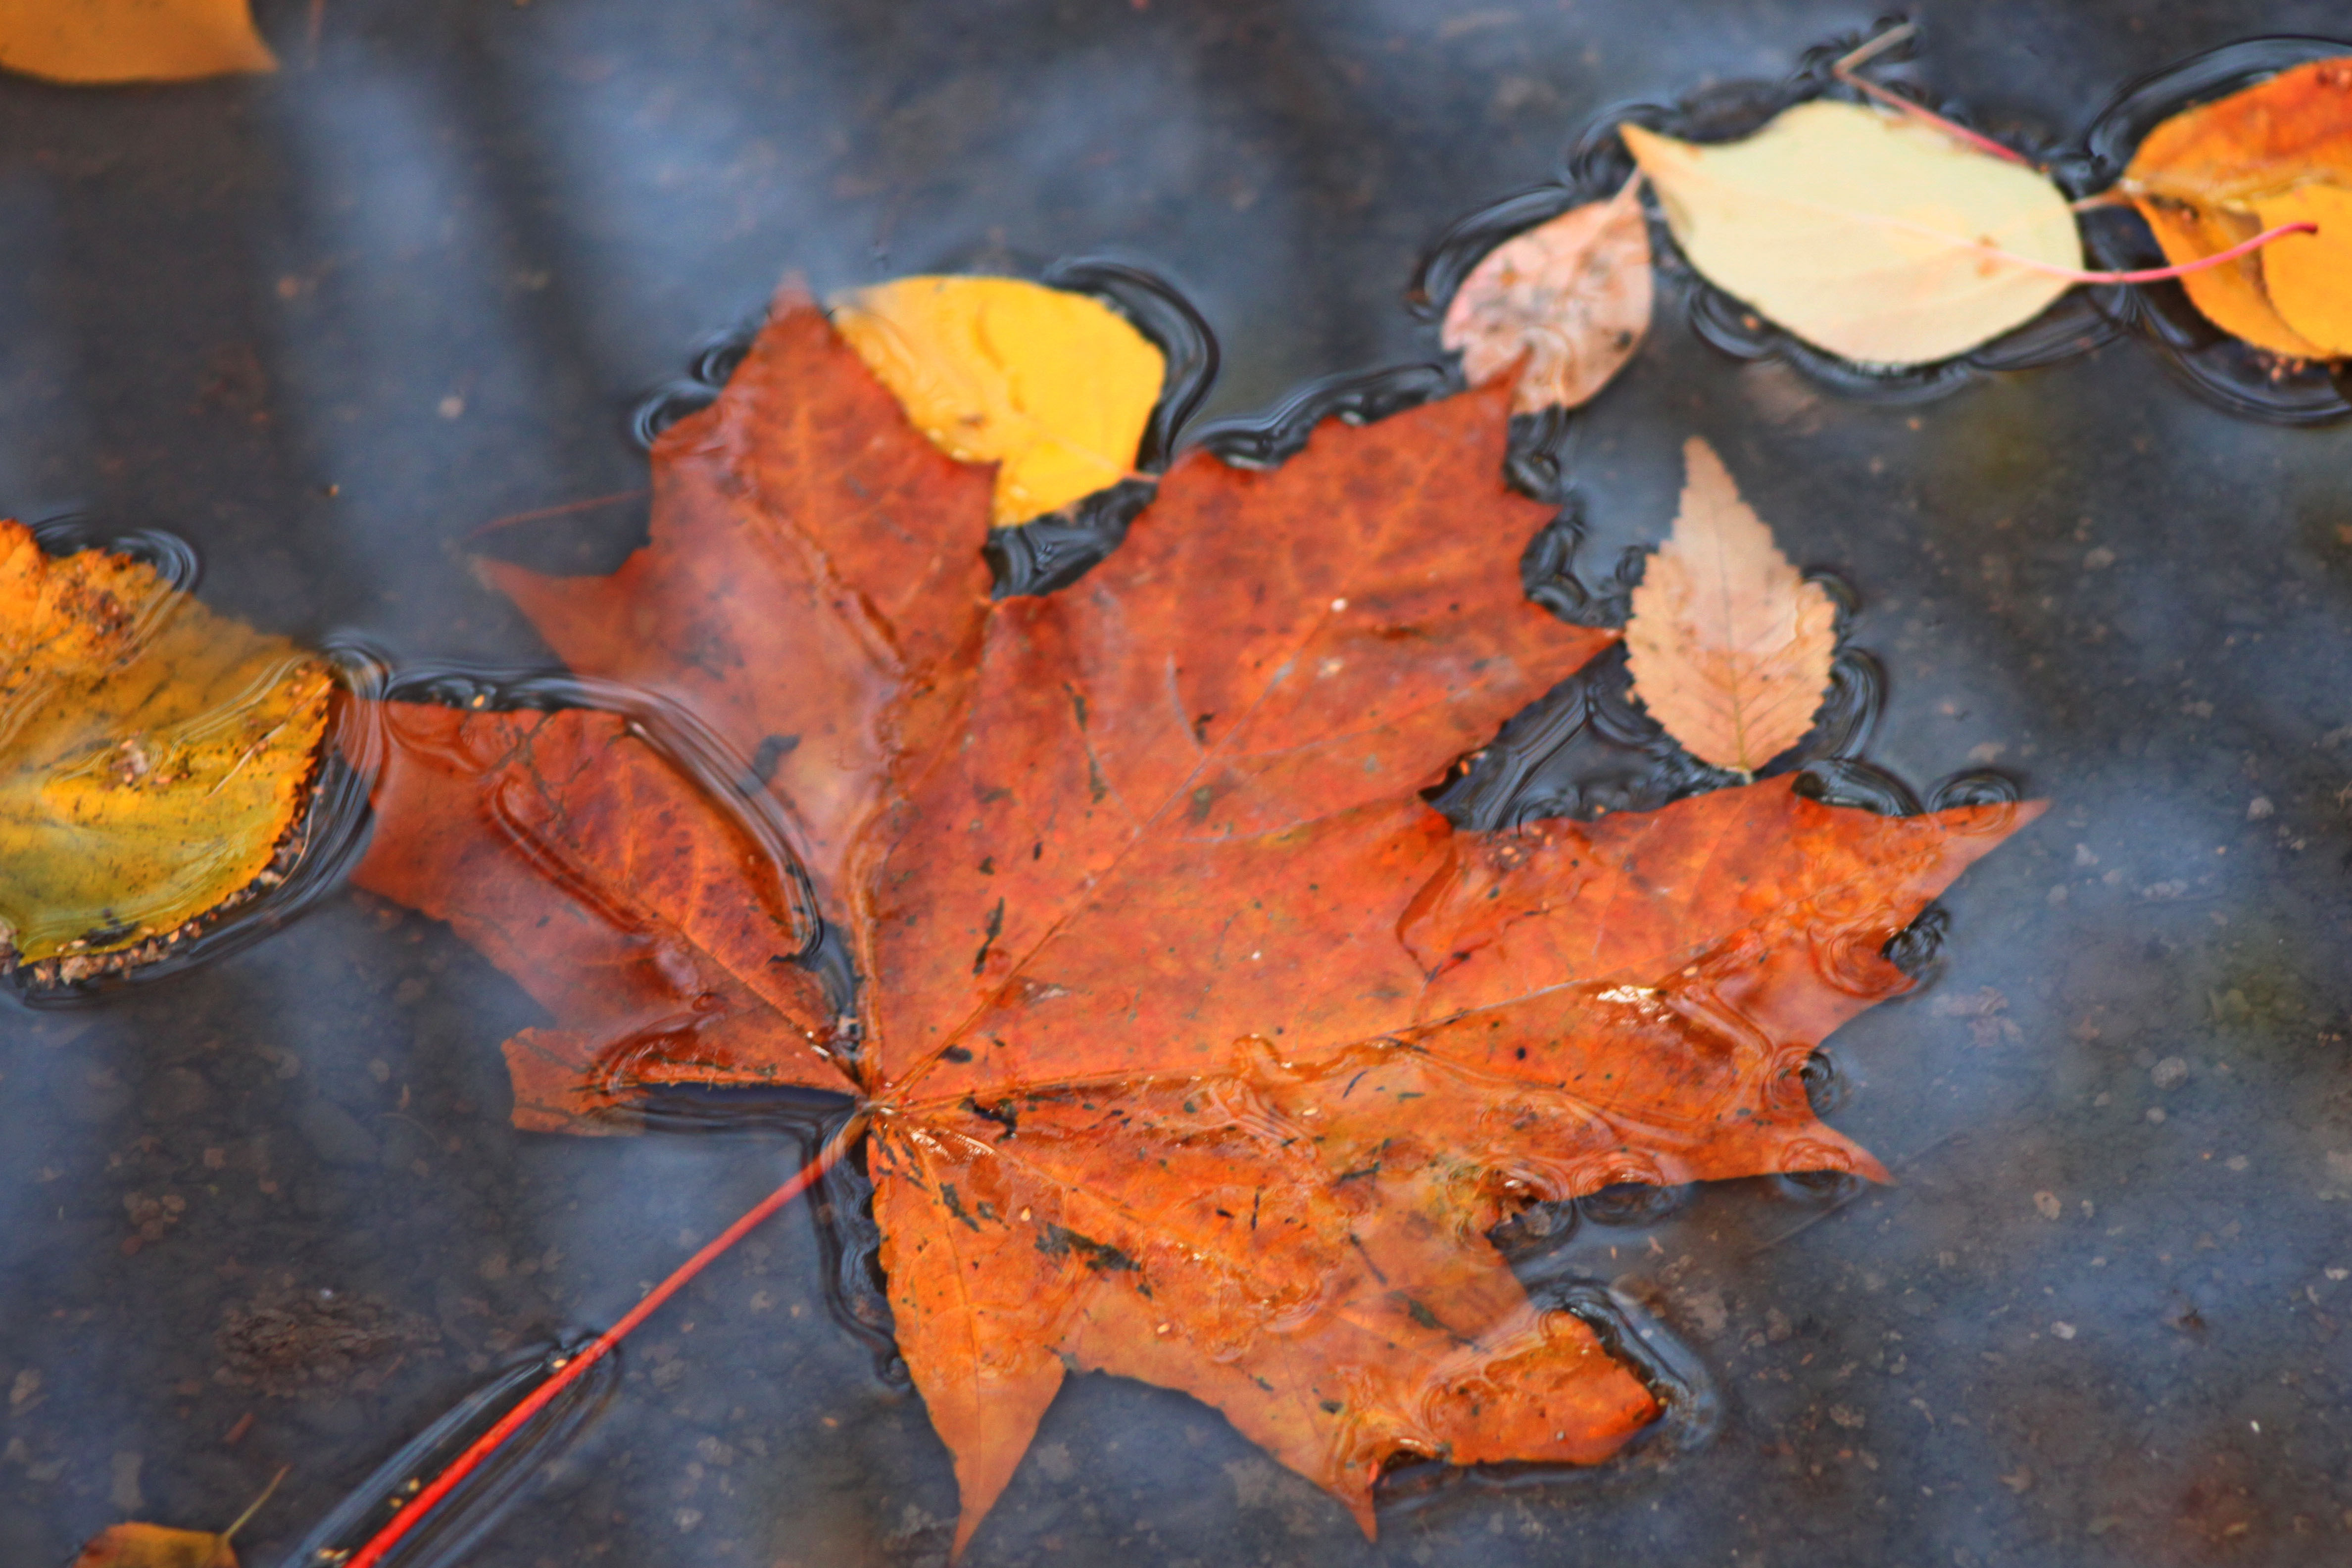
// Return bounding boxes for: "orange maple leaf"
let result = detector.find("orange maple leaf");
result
[351,294,2038,1549]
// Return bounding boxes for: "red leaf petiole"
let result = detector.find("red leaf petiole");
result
[1980,220,2319,285]
[340,1109,870,1568]
[1826,25,2326,286]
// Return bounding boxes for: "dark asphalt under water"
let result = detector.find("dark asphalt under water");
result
[4,2,2352,1565]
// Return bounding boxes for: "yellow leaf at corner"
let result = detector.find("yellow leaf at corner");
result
[1622,101,2081,367]
[0,520,331,969]
[71,1521,236,1568]
[830,275,1165,527]
[1624,437,1836,776]
[0,0,275,85]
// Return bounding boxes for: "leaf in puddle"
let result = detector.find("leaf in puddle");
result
[1624,437,1837,776]
[2120,57,2352,358]
[830,274,1165,526]
[0,521,333,972]
[71,1522,238,1568]
[73,1468,284,1567]
[0,0,275,85]
[355,300,2041,1551]
[1441,175,1653,413]
[1621,100,2080,366]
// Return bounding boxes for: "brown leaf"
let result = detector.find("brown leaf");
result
[72,1466,285,1567]
[1441,175,1652,413]
[350,704,841,1135]
[71,1523,237,1568]
[354,302,2039,1550]
[1624,436,1836,775]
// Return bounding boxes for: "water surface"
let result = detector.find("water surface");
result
[4,3,2352,1566]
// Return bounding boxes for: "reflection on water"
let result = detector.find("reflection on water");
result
[3,5,2352,1568]
[276,1339,621,1568]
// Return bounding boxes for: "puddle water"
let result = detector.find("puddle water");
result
[6,4,2352,1567]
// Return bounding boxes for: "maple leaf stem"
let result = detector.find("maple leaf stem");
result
[340,1109,870,1568]
[1979,220,2319,285]
[1829,23,2033,169]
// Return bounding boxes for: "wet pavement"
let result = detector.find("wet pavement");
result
[4,2,2352,1565]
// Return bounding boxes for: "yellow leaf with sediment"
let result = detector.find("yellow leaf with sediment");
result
[0,520,331,964]
[831,275,1164,527]
[0,0,275,85]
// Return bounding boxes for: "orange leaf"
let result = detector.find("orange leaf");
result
[350,704,840,1134]
[354,301,2040,1550]
[472,294,994,912]
[72,1467,283,1567]
[0,0,275,85]
[1623,437,1837,775]
[1441,176,1652,413]
[2122,56,2352,357]
[2129,197,2321,358]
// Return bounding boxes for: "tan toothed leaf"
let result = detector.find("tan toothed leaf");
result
[1624,437,1837,775]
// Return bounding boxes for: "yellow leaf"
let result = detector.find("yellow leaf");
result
[1440,175,1653,414]
[1623,437,1836,776]
[0,521,331,967]
[71,1521,236,1568]
[1622,101,2080,367]
[830,275,1165,528]
[0,0,275,85]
